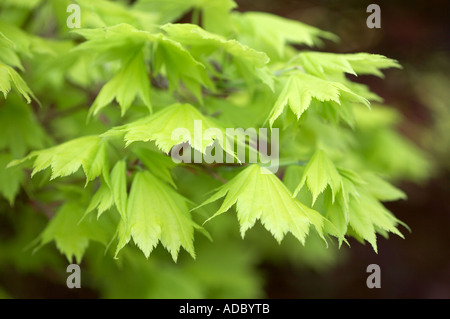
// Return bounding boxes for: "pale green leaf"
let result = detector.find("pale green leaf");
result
[117,171,201,261]
[232,12,338,58]
[0,62,35,103]
[362,172,407,201]
[161,23,269,67]
[90,50,151,116]
[10,136,108,182]
[132,147,177,187]
[103,103,235,159]
[294,150,342,204]
[0,153,24,205]
[135,0,199,24]
[110,160,128,218]
[293,52,401,78]
[196,164,328,244]
[200,0,237,35]
[85,180,114,218]
[268,72,369,126]
[38,201,117,263]
[152,34,213,101]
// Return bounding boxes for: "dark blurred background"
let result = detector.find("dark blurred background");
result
[236,0,450,298]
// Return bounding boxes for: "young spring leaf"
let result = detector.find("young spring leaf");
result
[152,33,213,102]
[90,50,152,116]
[0,62,35,103]
[268,72,369,126]
[361,172,407,201]
[85,179,114,219]
[103,103,235,159]
[0,31,23,70]
[195,164,329,244]
[75,0,158,30]
[293,150,342,204]
[0,95,46,158]
[161,23,269,67]
[200,0,237,35]
[232,12,338,58]
[37,201,117,263]
[347,192,405,252]
[0,153,24,205]
[110,160,128,218]
[292,52,401,78]
[321,170,406,251]
[115,170,203,261]
[161,23,271,88]
[9,135,108,183]
[136,0,236,34]
[132,147,177,187]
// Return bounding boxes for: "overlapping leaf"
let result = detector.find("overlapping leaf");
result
[9,136,108,183]
[152,33,213,101]
[74,24,212,111]
[161,23,269,67]
[89,50,152,116]
[115,170,204,260]
[161,23,272,88]
[0,62,35,103]
[137,0,236,34]
[293,52,401,78]
[268,71,369,126]
[37,201,117,263]
[0,153,24,205]
[0,95,46,157]
[232,12,338,58]
[293,150,342,204]
[103,103,235,159]
[75,0,158,30]
[284,155,407,251]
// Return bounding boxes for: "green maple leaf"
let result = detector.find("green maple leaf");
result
[0,95,46,158]
[132,147,177,187]
[103,103,236,159]
[293,150,343,204]
[115,170,205,261]
[135,0,199,25]
[293,52,401,78]
[110,160,128,219]
[0,31,24,70]
[9,135,108,183]
[90,50,152,116]
[37,201,117,263]
[347,192,405,252]
[195,164,332,244]
[75,0,158,30]
[233,12,338,58]
[0,62,36,103]
[321,170,407,251]
[84,178,114,219]
[161,23,271,88]
[161,23,269,67]
[0,153,24,205]
[74,24,212,108]
[137,0,236,34]
[268,72,369,126]
[152,33,213,102]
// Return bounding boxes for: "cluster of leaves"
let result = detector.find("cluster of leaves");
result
[0,0,431,297]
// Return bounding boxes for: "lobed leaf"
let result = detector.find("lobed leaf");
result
[196,164,331,244]
[115,170,204,261]
[268,72,369,126]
